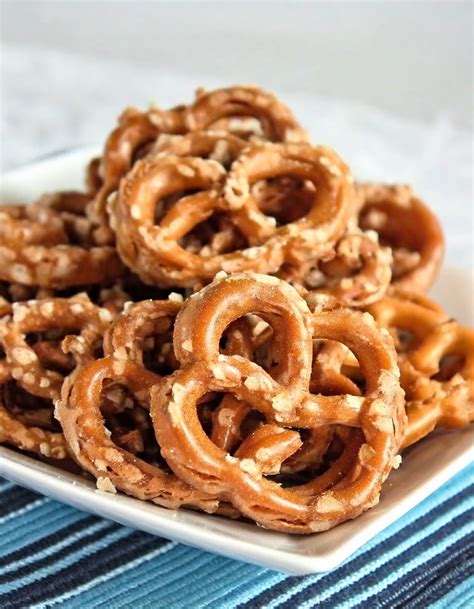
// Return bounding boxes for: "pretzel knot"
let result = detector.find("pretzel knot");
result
[281,231,393,308]
[0,295,111,459]
[184,85,309,143]
[112,142,355,288]
[366,292,474,447]
[57,298,220,511]
[357,183,444,292]
[0,202,124,290]
[150,273,405,533]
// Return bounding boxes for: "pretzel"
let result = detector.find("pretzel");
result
[86,157,103,196]
[150,273,404,533]
[37,190,91,216]
[88,106,187,243]
[151,131,247,168]
[0,295,111,458]
[366,293,473,447]
[211,317,344,476]
[357,183,444,292]
[0,200,124,289]
[0,204,67,246]
[184,85,308,143]
[112,142,354,287]
[281,231,392,307]
[103,298,182,375]
[57,301,218,512]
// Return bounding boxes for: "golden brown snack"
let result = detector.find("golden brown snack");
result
[112,142,355,287]
[184,85,308,143]
[150,273,405,533]
[357,183,444,292]
[151,131,247,168]
[366,292,474,447]
[0,295,111,458]
[281,231,392,307]
[0,200,124,289]
[88,106,186,242]
[57,297,219,511]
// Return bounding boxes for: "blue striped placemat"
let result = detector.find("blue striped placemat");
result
[1,465,473,608]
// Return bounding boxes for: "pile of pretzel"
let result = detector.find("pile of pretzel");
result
[1,86,472,534]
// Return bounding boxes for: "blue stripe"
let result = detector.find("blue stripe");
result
[0,520,115,583]
[40,541,176,608]
[0,528,171,607]
[0,463,472,608]
[401,547,474,608]
[430,576,474,609]
[237,476,473,609]
[0,515,101,570]
[0,524,129,595]
[0,485,43,517]
[0,501,85,553]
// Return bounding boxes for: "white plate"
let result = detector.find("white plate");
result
[1,148,473,575]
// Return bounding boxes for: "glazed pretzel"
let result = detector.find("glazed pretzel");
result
[357,183,444,292]
[281,231,392,308]
[112,142,355,287]
[0,202,124,289]
[0,204,67,246]
[366,292,473,447]
[151,131,247,168]
[211,317,346,476]
[150,273,404,533]
[89,105,186,243]
[184,85,308,143]
[0,295,111,458]
[57,297,219,511]
[103,298,182,374]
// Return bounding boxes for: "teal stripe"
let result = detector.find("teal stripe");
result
[0,502,86,553]
[2,519,112,574]
[261,470,473,609]
[1,465,472,607]
[41,542,176,608]
[0,496,47,526]
[459,589,474,609]
[336,518,474,608]
[429,576,474,609]
[0,526,132,594]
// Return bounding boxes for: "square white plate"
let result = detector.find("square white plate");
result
[1,148,473,575]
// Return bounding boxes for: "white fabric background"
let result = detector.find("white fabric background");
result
[1,44,472,270]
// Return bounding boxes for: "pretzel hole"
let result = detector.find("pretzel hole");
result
[1,281,36,302]
[360,206,421,277]
[24,332,75,375]
[132,141,155,164]
[252,177,315,226]
[179,212,248,256]
[99,381,169,469]
[433,354,466,381]
[311,340,365,396]
[1,381,60,432]
[394,328,420,353]
[154,189,201,224]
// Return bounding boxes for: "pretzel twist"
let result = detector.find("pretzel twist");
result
[0,295,111,458]
[281,231,392,308]
[184,85,308,143]
[112,142,355,287]
[57,298,219,511]
[0,201,124,289]
[366,293,474,447]
[357,183,444,292]
[150,273,404,533]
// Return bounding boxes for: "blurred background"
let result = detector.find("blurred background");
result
[0,0,472,266]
